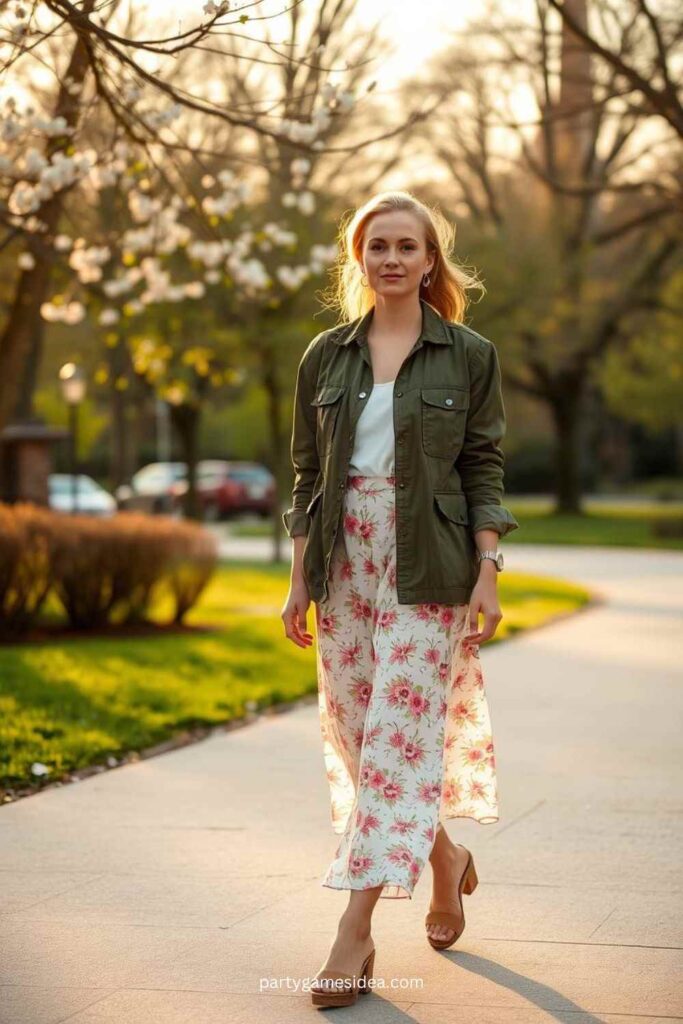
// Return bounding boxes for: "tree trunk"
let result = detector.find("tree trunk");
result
[0,0,95,434]
[551,394,584,513]
[170,403,201,520]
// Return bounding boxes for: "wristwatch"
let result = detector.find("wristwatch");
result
[478,549,504,572]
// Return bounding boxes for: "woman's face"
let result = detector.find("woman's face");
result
[359,209,435,302]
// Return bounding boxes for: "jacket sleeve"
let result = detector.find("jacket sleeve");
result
[458,338,519,539]
[282,335,322,539]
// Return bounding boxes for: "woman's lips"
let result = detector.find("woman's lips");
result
[381,274,403,279]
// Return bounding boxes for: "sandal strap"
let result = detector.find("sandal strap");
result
[313,970,354,984]
[424,910,460,928]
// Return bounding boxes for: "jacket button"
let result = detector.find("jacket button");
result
[359,391,367,399]
[338,482,344,489]
[445,398,453,405]
[396,391,403,397]
[399,482,405,488]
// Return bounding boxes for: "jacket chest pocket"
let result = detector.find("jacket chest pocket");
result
[420,386,469,459]
[311,384,346,454]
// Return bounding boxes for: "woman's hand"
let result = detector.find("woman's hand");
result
[281,578,314,648]
[462,561,502,652]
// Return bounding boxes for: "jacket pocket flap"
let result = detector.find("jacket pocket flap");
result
[421,387,469,411]
[311,385,346,406]
[434,491,469,525]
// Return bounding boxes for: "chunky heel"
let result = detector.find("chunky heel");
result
[424,844,478,950]
[462,857,478,895]
[358,948,375,995]
[311,944,376,1008]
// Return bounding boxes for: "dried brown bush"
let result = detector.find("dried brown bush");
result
[0,505,218,634]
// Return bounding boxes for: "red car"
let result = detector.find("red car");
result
[173,460,276,521]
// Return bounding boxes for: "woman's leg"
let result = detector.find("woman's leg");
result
[426,821,472,944]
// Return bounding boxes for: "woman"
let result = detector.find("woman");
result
[281,190,519,1008]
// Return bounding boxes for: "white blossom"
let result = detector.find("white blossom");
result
[99,308,120,326]
[18,251,35,270]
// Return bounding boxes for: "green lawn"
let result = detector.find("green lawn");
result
[1,561,590,798]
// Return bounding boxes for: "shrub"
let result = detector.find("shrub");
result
[0,504,218,635]
[0,504,56,637]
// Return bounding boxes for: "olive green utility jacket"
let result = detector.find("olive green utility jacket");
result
[283,298,519,604]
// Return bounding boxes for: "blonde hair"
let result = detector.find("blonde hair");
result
[319,190,485,324]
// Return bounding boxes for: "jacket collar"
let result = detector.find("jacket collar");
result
[332,297,452,347]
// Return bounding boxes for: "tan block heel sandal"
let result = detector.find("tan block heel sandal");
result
[425,844,479,950]
[310,946,376,1008]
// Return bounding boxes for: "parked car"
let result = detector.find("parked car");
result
[173,461,276,521]
[115,462,187,513]
[49,474,117,516]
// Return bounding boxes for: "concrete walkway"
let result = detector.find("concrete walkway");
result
[1,545,682,1023]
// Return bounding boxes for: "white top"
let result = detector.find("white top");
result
[348,379,396,476]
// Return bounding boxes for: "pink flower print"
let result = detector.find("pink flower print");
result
[388,728,406,750]
[387,474,397,486]
[441,776,461,804]
[451,668,468,690]
[387,844,414,867]
[363,556,379,580]
[382,779,404,803]
[359,762,375,785]
[322,652,333,673]
[318,613,338,636]
[408,689,430,720]
[390,817,418,836]
[424,645,441,667]
[438,662,450,683]
[377,609,398,633]
[386,677,413,708]
[464,744,485,767]
[348,475,364,490]
[340,557,354,581]
[438,698,448,718]
[387,505,397,529]
[409,858,422,882]
[368,768,388,790]
[327,694,346,723]
[344,512,360,535]
[389,639,417,665]
[388,562,397,587]
[357,810,381,836]
[352,727,365,751]
[424,823,436,844]
[358,517,376,542]
[417,780,441,803]
[403,740,426,767]
[451,700,479,727]
[350,679,373,708]
[340,641,362,668]
[469,779,488,802]
[364,724,383,747]
[349,855,374,878]
[439,606,456,629]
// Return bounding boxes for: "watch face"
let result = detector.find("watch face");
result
[496,552,504,570]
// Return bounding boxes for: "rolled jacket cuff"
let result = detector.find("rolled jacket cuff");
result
[282,507,310,539]
[468,503,519,538]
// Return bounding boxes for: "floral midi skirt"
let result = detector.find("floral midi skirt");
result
[313,474,499,900]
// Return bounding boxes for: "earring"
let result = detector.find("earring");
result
[422,272,431,287]
[361,274,368,287]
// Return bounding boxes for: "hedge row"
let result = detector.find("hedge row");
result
[0,504,218,637]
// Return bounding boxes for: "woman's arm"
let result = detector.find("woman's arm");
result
[458,337,519,540]
[458,337,519,649]
[282,341,322,543]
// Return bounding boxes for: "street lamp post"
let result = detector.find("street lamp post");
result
[58,362,86,513]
